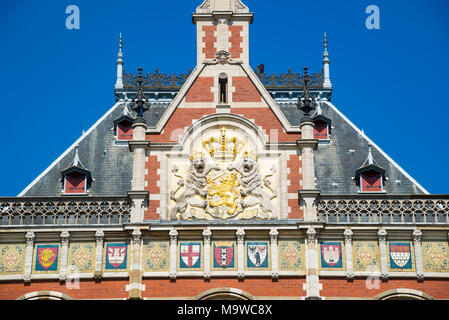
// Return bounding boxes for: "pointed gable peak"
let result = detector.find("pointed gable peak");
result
[196,0,250,13]
[355,144,386,180]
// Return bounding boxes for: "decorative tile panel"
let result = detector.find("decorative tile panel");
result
[68,243,95,273]
[423,242,449,273]
[278,240,303,271]
[143,241,169,272]
[0,244,25,274]
[352,241,380,272]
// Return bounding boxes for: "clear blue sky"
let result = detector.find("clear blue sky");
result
[0,0,448,196]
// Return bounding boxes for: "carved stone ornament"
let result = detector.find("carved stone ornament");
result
[377,229,387,244]
[203,50,243,65]
[169,127,276,221]
[202,228,212,244]
[343,229,353,243]
[269,228,279,244]
[95,230,105,246]
[306,227,316,244]
[169,230,178,244]
[26,232,35,246]
[131,228,142,245]
[236,228,245,244]
[60,231,70,246]
[413,229,422,245]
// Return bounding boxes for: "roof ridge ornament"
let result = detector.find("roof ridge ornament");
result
[129,68,150,122]
[297,67,317,123]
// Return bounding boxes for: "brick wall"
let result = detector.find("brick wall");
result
[287,154,302,219]
[0,279,129,300]
[185,77,214,103]
[320,278,449,299]
[202,26,217,59]
[232,77,261,102]
[229,25,243,59]
[143,277,306,298]
[145,155,160,220]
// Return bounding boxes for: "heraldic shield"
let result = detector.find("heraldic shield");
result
[213,241,235,269]
[389,243,412,269]
[320,242,342,268]
[35,244,59,271]
[247,241,268,268]
[105,243,128,270]
[180,242,201,269]
[169,127,276,221]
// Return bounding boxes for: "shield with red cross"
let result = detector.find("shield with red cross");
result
[179,242,201,269]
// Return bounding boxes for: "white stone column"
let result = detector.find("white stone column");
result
[236,228,245,280]
[413,229,424,280]
[127,228,145,299]
[297,121,320,222]
[304,227,321,299]
[269,228,279,280]
[343,229,354,280]
[169,229,178,280]
[94,230,104,279]
[378,229,388,280]
[59,231,70,281]
[128,120,150,223]
[203,228,212,280]
[23,232,35,282]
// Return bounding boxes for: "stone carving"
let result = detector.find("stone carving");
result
[169,128,276,220]
[170,155,220,220]
[234,152,275,219]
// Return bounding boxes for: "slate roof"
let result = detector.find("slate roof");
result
[19,94,427,197]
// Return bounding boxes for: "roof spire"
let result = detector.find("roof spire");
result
[322,32,332,90]
[115,33,124,90]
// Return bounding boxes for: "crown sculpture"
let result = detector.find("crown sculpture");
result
[202,127,245,162]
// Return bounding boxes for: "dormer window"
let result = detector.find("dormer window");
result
[114,102,136,143]
[360,169,383,192]
[311,100,331,141]
[64,171,87,194]
[313,119,329,140]
[61,146,93,195]
[354,145,386,193]
[117,119,133,141]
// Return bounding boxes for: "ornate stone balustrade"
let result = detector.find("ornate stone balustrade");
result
[121,69,323,90]
[317,195,449,224]
[0,197,131,226]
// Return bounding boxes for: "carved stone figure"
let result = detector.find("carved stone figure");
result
[170,155,219,220]
[234,152,275,219]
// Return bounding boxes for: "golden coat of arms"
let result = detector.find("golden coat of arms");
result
[170,128,276,220]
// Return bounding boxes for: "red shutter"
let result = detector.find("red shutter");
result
[314,120,328,140]
[65,172,86,194]
[117,120,133,141]
[361,170,382,192]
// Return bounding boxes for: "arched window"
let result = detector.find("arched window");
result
[219,73,228,104]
